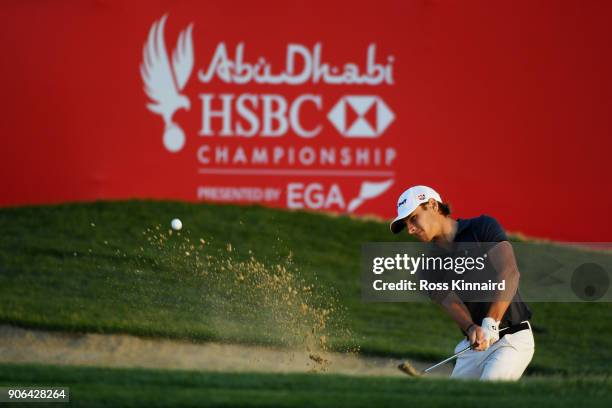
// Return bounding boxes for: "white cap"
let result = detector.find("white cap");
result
[390,185,442,234]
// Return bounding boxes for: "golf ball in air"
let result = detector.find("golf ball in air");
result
[171,218,182,231]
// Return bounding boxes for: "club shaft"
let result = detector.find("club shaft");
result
[423,345,472,373]
[422,327,509,374]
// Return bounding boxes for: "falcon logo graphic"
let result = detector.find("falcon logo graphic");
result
[347,179,394,213]
[140,15,194,152]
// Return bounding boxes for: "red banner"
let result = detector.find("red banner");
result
[1,0,611,241]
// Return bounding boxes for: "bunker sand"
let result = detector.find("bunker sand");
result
[0,325,452,377]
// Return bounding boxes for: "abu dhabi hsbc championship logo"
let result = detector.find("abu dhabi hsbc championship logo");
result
[140,15,396,152]
[139,15,398,214]
[140,15,194,153]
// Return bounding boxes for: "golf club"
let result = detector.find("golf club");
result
[398,327,509,377]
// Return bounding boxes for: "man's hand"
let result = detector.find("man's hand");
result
[480,317,500,349]
[467,324,489,351]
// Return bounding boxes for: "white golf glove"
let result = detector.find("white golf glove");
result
[481,317,500,344]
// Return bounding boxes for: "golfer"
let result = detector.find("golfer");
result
[390,185,534,380]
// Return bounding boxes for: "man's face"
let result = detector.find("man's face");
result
[404,202,437,241]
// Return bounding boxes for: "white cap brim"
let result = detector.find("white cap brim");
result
[389,203,419,234]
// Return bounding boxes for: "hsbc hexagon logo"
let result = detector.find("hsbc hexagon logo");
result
[327,95,394,138]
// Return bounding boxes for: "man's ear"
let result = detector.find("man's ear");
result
[428,198,438,210]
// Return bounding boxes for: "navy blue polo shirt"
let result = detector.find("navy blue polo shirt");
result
[454,215,532,328]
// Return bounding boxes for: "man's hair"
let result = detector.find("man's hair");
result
[420,201,451,216]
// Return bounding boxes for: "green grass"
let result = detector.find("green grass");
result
[0,363,610,408]
[0,201,611,375]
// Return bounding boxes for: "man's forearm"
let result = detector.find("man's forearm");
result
[486,242,521,322]
[487,265,520,320]
[440,292,474,332]
[487,300,511,322]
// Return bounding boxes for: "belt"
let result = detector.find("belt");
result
[499,321,531,339]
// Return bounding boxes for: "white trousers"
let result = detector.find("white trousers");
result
[451,325,535,381]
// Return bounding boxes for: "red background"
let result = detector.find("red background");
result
[1,0,610,241]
